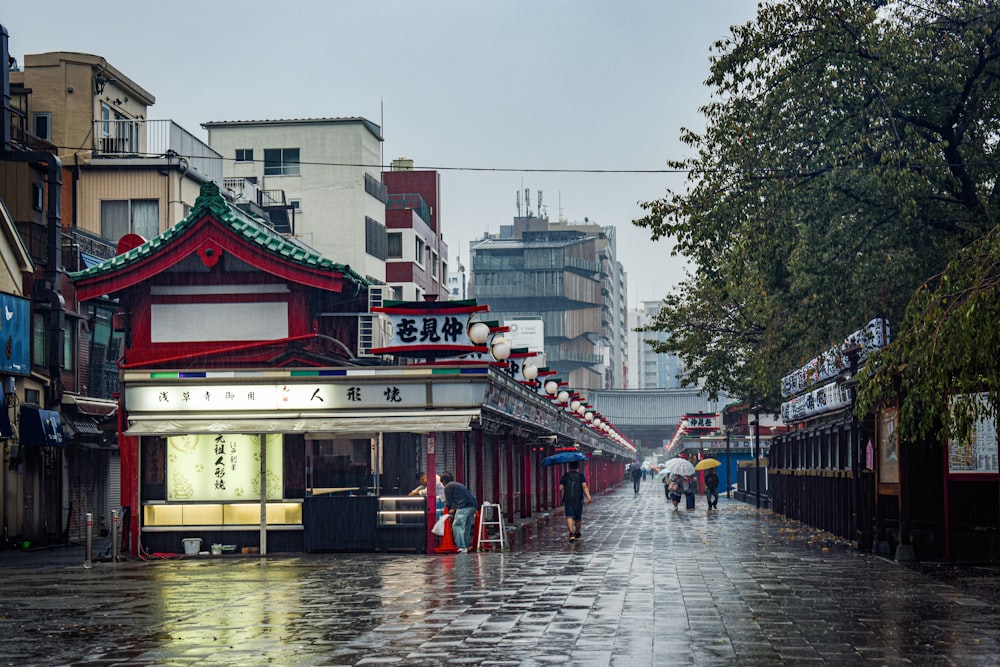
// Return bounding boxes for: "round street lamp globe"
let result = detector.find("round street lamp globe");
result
[524,364,539,381]
[543,379,558,395]
[468,322,490,345]
[491,336,511,361]
[570,400,581,412]
[557,390,570,403]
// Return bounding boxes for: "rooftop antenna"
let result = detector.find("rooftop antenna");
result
[538,190,544,218]
[516,190,522,217]
[559,191,565,222]
[525,188,532,218]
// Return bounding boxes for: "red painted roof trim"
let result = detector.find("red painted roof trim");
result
[75,216,354,301]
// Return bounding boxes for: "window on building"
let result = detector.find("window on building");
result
[31,313,45,367]
[64,321,75,372]
[235,148,254,162]
[32,113,51,141]
[101,199,160,242]
[264,148,300,176]
[387,233,403,259]
[30,313,73,371]
[290,199,302,212]
[414,238,425,266]
[431,251,439,280]
[31,184,43,211]
[101,103,111,138]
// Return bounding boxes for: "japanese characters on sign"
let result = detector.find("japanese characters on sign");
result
[127,382,423,412]
[389,313,467,346]
[948,393,999,474]
[166,433,283,501]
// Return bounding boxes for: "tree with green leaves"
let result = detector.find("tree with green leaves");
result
[635,0,1000,433]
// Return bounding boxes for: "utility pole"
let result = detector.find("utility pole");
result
[753,405,761,509]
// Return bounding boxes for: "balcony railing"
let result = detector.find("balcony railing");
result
[386,193,430,225]
[92,119,223,183]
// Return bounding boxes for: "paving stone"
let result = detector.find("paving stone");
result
[0,482,998,665]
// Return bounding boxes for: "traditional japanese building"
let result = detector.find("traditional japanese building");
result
[70,182,635,556]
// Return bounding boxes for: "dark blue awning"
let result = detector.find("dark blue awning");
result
[19,407,65,447]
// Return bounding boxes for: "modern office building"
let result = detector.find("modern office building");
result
[468,198,628,391]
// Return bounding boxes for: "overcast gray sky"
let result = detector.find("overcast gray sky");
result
[3,0,759,304]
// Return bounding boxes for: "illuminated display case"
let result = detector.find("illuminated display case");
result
[377,496,427,553]
[377,496,426,526]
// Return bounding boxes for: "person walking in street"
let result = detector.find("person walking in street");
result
[630,464,642,494]
[560,461,592,542]
[704,469,720,510]
[683,474,697,510]
[666,473,682,509]
[439,471,477,553]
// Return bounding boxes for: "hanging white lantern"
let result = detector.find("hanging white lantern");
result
[570,399,581,412]
[557,390,570,404]
[543,379,558,395]
[523,364,539,381]
[593,418,602,428]
[468,321,490,345]
[584,411,593,422]
[491,336,511,361]
[577,404,586,416]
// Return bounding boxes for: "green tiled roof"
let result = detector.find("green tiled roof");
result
[69,182,369,286]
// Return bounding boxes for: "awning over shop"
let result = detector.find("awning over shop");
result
[124,410,478,437]
[19,407,65,447]
[63,394,118,417]
[62,413,104,438]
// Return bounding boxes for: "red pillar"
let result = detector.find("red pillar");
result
[425,433,438,554]
[521,440,532,519]
[118,407,140,555]
[455,431,466,485]
[475,430,485,505]
[492,433,501,506]
[505,434,516,524]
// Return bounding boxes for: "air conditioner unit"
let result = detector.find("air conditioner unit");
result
[357,286,392,357]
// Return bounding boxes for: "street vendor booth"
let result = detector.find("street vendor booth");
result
[71,182,637,557]
[121,365,487,554]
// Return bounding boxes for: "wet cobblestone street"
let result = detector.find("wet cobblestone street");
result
[1,481,998,666]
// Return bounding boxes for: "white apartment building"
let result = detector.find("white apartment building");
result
[203,118,388,283]
[628,301,685,389]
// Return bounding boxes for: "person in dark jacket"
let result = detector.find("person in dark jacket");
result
[630,464,642,494]
[560,461,591,542]
[704,469,720,510]
[440,471,477,553]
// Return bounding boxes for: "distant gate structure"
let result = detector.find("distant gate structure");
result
[589,389,731,452]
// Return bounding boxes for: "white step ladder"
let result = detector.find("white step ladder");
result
[476,501,506,551]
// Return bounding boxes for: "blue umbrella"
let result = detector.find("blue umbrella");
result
[541,451,588,466]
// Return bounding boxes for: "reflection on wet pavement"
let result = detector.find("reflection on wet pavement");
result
[0,481,998,666]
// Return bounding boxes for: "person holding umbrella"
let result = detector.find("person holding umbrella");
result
[559,461,591,542]
[665,473,683,509]
[694,458,723,510]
